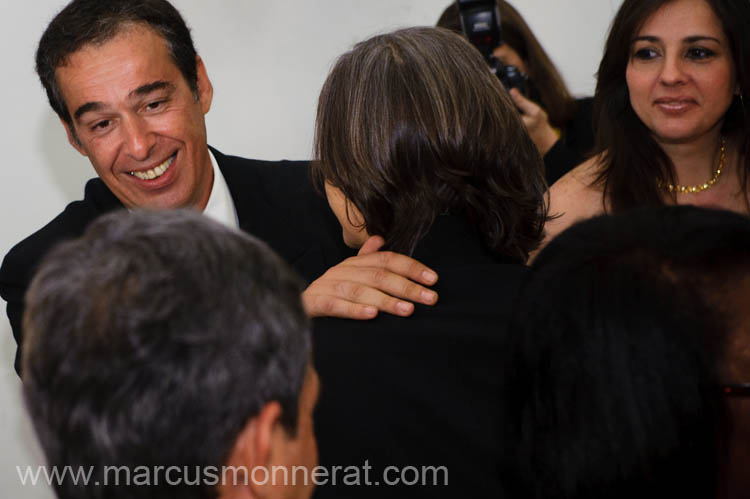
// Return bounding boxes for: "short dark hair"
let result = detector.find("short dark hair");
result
[36,0,199,129]
[593,0,750,212]
[502,205,750,498]
[313,27,547,261]
[436,1,577,128]
[22,210,310,499]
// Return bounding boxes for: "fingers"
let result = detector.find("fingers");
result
[302,290,378,320]
[519,113,535,129]
[303,276,419,319]
[360,250,438,286]
[509,88,558,155]
[358,234,386,256]
[302,250,439,320]
[352,265,438,307]
[338,278,417,316]
[509,88,539,116]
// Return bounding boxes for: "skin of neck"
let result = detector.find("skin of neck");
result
[656,125,726,187]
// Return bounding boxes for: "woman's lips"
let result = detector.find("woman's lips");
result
[654,97,696,114]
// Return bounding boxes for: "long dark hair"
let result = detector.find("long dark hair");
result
[313,27,547,261]
[437,1,577,129]
[593,0,750,212]
[504,205,750,498]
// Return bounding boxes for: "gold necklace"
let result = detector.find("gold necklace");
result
[663,136,726,194]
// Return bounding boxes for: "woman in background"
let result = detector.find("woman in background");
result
[438,0,595,184]
[310,26,546,498]
[543,0,750,248]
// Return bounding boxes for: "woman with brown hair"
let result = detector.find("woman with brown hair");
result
[438,0,595,184]
[312,27,547,262]
[310,26,546,498]
[542,0,750,249]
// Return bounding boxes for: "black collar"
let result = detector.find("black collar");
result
[410,215,521,269]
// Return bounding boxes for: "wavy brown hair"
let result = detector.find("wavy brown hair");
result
[313,27,547,262]
[437,1,577,129]
[593,0,750,213]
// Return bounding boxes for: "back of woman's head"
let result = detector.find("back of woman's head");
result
[502,205,750,498]
[313,27,546,260]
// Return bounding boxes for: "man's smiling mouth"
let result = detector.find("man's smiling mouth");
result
[129,153,175,180]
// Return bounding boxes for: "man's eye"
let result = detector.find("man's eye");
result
[633,48,658,60]
[91,120,111,131]
[146,100,166,111]
[686,47,714,60]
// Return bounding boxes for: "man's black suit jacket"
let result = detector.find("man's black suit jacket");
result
[0,148,349,374]
[312,216,527,498]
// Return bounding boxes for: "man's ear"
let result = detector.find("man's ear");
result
[60,118,87,157]
[196,56,213,114]
[220,402,283,497]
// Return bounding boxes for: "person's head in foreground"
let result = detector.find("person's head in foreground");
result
[594,0,750,212]
[36,0,214,211]
[313,26,547,262]
[22,210,318,499]
[504,205,750,499]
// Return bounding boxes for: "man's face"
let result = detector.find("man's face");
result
[281,365,320,499]
[219,365,320,499]
[323,182,369,249]
[55,24,214,210]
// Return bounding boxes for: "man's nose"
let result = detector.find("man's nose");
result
[122,115,155,161]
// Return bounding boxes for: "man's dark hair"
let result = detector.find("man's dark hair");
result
[313,27,547,261]
[22,210,310,499]
[36,0,199,129]
[502,205,750,498]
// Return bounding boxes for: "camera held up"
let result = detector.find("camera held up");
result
[455,0,528,94]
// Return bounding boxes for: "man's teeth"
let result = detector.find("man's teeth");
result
[130,155,174,180]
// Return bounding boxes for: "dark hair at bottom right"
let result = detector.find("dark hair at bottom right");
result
[502,205,750,499]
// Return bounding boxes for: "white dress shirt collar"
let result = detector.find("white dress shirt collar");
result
[202,149,239,230]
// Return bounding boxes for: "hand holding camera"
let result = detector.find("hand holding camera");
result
[508,88,559,156]
[456,0,557,155]
[455,0,528,93]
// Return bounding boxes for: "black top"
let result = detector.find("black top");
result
[0,148,349,374]
[312,216,527,498]
[543,97,595,185]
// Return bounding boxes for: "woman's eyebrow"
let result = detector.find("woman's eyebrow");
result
[684,35,722,44]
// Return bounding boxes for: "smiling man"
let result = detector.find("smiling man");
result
[0,0,439,374]
[56,24,213,210]
[57,24,214,211]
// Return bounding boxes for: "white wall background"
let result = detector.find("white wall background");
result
[0,1,622,496]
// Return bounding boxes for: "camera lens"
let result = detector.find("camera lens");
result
[497,64,527,95]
